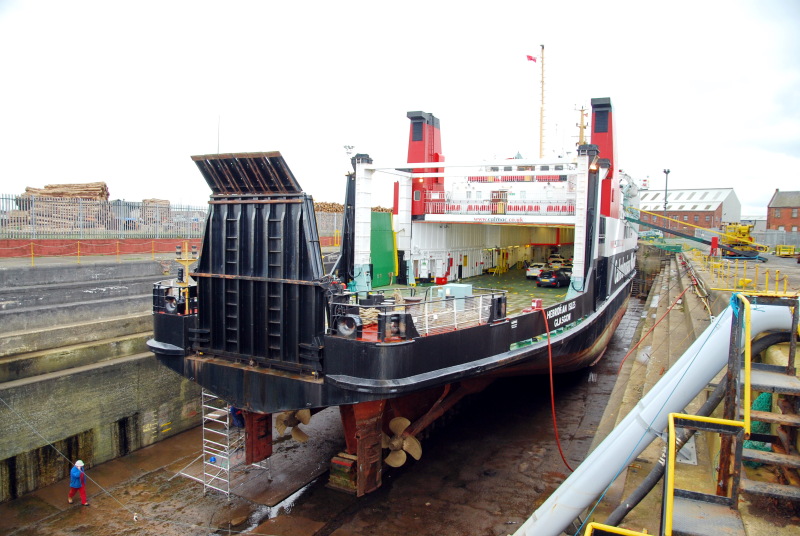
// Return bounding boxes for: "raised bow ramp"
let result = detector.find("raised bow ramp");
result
[189,152,327,380]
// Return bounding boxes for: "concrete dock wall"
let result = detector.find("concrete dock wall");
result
[0,257,201,502]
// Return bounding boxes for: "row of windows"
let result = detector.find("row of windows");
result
[773,209,799,218]
[487,164,572,172]
[642,214,712,223]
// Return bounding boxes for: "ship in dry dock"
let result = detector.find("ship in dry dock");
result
[147,97,640,495]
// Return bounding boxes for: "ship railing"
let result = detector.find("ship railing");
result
[423,197,576,216]
[152,279,198,316]
[329,286,507,339]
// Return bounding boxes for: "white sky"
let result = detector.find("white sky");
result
[1,1,798,217]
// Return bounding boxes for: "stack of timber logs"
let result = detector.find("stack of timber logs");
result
[141,199,171,224]
[19,182,111,230]
[22,182,110,200]
[314,201,391,213]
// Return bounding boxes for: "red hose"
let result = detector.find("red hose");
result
[536,306,574,473]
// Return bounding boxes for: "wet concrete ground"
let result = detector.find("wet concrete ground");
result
[0,297,645,536]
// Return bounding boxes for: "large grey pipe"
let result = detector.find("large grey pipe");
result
[513,303,793,536]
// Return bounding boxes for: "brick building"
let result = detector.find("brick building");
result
[766,190,800,232]
[637,188,740,235]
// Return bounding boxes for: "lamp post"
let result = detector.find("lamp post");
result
[663,169,670,233]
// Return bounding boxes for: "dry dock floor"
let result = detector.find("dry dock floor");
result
[1,251,799,535]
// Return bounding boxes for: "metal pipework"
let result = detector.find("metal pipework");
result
[513,302,793,536]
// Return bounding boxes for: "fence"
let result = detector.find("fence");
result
[688,250,796,295]
[0,194,208,240]
[0,193,346,242]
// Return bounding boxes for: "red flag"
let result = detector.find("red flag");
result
[526,55,537,62]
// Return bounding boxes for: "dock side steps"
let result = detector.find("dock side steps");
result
[663,414,747,536]
[734,297,800,506]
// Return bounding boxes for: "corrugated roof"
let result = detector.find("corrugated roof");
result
[641,201,720,212]
[639,188,732,212]
[768,190,800,208]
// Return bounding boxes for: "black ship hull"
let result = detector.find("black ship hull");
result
[154,276,632,413]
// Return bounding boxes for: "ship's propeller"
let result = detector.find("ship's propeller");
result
[381,417,422,467]
[275,409,312,443]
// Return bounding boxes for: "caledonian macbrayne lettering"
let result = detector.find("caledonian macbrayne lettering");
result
[547,300,577,328]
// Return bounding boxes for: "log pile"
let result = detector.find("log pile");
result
[314,201,344,213]
[314,201,391,213]
[141,199,171,223]
[18,182,111,230]
[22,182,110,200]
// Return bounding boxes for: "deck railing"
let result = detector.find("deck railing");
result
[330,287,508,338]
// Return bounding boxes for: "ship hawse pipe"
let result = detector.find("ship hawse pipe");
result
[513,302,794,536]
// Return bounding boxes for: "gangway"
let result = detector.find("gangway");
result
[626,208,768,261]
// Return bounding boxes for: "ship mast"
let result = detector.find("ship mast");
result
[539,44,545,158]
[577,105,588,145]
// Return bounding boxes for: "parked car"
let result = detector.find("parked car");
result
[547,254,565,269]
[526,262,547,280]
[536,269,571,288]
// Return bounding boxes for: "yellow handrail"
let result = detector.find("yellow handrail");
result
[664,413,746,536]
[738,294,752,437]
[584,522,650,535]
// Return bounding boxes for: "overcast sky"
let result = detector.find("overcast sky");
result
[1,1,798,217]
